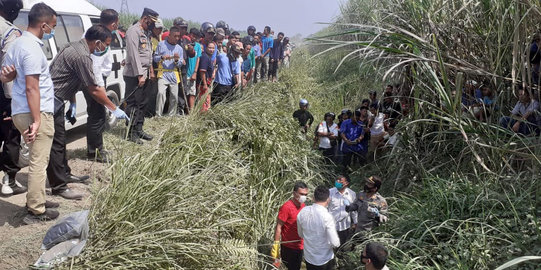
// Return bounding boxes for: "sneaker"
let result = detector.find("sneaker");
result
[138,131,153,141]
[51,189,83,200]
[22,209,59,225]
[1,174,26,196]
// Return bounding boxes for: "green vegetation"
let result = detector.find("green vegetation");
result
[68,0,539,269]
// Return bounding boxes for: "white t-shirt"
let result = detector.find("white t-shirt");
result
[371,112,385,135]
[317,121,338,149]
[297,204,340,266]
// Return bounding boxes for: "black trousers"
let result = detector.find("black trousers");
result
[342,151,367,169]
[177,72,187,113]
[0,118,21,182]
[84,76,107,155]
[268,59,279,77]
[281,245,303,270]
[124,76,148,134]
[211,83,232,106]
[47,98,69,191]
[306,259,335,270]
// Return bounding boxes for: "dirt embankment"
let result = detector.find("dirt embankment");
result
[0,126,106,270]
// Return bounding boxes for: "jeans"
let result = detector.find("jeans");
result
[254,57,262,83]
[13,112,54,214]
[260,56,270,81]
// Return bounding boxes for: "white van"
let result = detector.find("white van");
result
[13,0,126,130]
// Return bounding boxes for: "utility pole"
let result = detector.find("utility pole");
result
[120,0,129,14]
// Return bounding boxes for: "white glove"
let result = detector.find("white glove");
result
[378,214,388,223]
[111,107,130,121]
[343,198,351,206]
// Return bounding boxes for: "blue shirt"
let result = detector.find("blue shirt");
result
[187,42,202,78]
[253,44,261,57]
[215,52,240,86]
[242,55,252,73]
[202,41,217,63]
[262,36,274,56]
[340,119,367,153]
[153,40,183,84]
[4,31,54,115]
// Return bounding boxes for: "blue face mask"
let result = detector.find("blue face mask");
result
[111,30,117,35]
[42,24,55,40]
[93,46,109,57]
[335,181,343,189]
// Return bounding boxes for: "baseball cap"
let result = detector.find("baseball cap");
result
[216,28,225,37]
[142,8,159,21]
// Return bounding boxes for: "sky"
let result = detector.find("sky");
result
[89,0,343,37]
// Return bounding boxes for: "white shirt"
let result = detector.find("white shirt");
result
[297,203,340,266]
[328,187,357,232]
[317,121,338,149]
[370,112,385,135]
[4,31,54,115]
[90,49,113,87]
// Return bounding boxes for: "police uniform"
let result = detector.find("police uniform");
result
[123,8,158,139]
[0,14,22,191]
[353,191,388,232]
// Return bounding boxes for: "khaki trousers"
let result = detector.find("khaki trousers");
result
[12,112,54,215]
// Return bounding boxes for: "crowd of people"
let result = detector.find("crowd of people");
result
[0,2,293,225]
[272,176,389,270]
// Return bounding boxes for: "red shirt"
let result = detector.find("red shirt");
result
[277,199,304,250]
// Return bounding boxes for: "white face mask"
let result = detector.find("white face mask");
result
[298,195,307,204]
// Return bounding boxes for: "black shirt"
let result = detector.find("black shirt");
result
[293,109,314,127]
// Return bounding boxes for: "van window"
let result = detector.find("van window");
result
[53,16,69,50]
[12,11,53,60]
[61,15,84,43]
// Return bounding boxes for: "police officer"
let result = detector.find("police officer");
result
[123,8,158,144]
[0,0,25,196]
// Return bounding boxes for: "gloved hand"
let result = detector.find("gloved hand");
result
[270,241,280,259]
[65,102,76,125]
[111,107,130,121]
[368,206,380,217]
[378,214,388,223]
[343,198,351,207]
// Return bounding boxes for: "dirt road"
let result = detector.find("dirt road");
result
[0,126,106,270]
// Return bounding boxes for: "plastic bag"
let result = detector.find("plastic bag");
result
[41,210,89,250]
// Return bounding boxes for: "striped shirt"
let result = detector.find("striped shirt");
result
[50,39,97,100]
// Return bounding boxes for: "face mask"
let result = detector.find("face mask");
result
[111,30,117,35]
[93,46,109,56]
[42,24,55,40]
[298,195,307,204]
[335,181,343,189]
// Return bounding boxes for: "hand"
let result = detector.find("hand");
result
[2,111,11,121]
[242,78,247,87]
[343,198,351,206]
[512,121,520,132]
[162,55,171,61]
[110,107,130,121]
[270,241,280,259]
[190,73,196,81]
[272,259,281,268]
[24,122,40,143]
[150,72,157,82]
[1,64,16,82]
[65,102,77,125]
[270,59,274,63]
[174,53,180,61]
[351,224,357,231]
[138,75,145,87]
[378,214,388,223]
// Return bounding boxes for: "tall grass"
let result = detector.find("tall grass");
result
[309,0,541,269]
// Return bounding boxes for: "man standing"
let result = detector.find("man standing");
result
[1,2,58,222]
[47,25,129,200]
[240,41,253,87]
[0,0,25,196]
[297,185,340,270]
[123,8,158,143]
[317,112,338,161]
[86,8,119,163]
[252,33,262,83]
[260,26,273,81]
[271,181,308,270]
[328,175,357,248]
[154,26,183,117]
[212,43,241,105]
[197,42,214,112]
[268,32,284,82]
[173,18,190,115]
[293,99,314,133]
[340,109,367,170]
[185,27,201,113]
[283,37,291,68]
[361,242,390,270]
[145,18,163,117]
[346,176,388,233]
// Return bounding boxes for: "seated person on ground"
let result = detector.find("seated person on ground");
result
[499,89,539,136]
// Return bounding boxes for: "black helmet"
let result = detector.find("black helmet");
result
[216,20,227,30]
[200,22,214,34]
[0,0,23,23]
[247,25,256,33]
[242,35,254,46]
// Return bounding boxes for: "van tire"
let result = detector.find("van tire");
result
[105,90,120,130]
